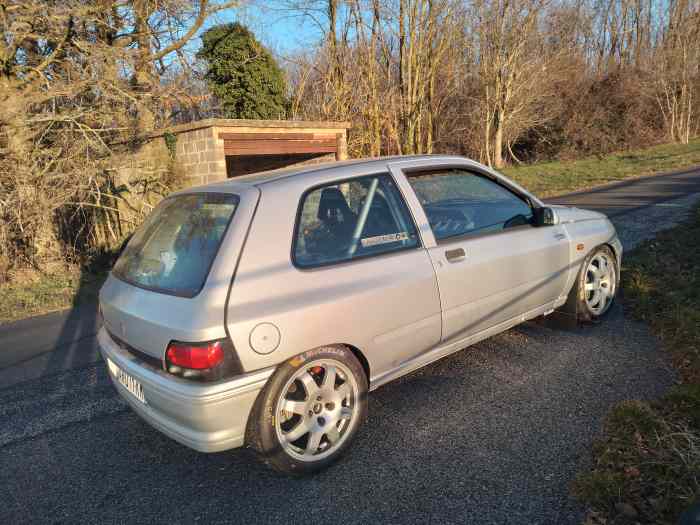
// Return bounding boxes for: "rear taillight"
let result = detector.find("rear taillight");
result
[165,339,234,381]
[166,341,224,369]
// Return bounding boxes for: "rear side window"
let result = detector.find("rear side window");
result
[294,174,419,268]
[113,193,239,297]
[407,169,533,240]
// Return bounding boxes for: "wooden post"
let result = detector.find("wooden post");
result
[336,131,348,160]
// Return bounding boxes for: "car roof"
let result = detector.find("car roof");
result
[172,153,545,207]
[235,155,451,185]
[183,154,466,195]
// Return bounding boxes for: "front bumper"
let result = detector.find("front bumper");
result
[98,327,273,452]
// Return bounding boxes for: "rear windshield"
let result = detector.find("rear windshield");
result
[112,193,239,297]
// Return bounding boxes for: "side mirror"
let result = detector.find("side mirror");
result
[533,207,558,226]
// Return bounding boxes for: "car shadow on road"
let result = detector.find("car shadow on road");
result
[44,270,103,374]
[0,269,104,389]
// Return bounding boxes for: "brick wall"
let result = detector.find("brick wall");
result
[109,137,173,246]
[171,122,349,187]
[174,126,226,186]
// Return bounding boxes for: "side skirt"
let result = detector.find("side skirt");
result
[369,298,566,391]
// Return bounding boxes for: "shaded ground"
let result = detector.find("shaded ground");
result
[0,268,104,324]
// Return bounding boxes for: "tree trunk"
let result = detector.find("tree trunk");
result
[133,0,156,133]
[494,110,504,169]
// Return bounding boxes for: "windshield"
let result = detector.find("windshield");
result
[112,193,239,297]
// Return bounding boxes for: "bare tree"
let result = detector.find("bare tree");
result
[652,0,700,144]
[471,0,565,167]
[0,0,237,271]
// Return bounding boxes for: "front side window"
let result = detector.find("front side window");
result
[294,174,419,267]
[407,169,533,240]
[113,193,238,297]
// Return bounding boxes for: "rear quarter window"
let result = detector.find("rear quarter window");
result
[112,193,239,297]
[293,174,419,268]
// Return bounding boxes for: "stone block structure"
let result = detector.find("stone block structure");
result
[153,119,351,187]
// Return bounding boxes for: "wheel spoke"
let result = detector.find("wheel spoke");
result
[597,293,607,310]
[339,406,353,420]
[284,419,311,442]
[282,400,307,415]
[323,365,337,390]
[305,429,323,455]
[334,383,351,401]
[325,425,341,445]
[298,371,320,399]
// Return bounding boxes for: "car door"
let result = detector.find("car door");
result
[391,161,571,342]
[225,171,443,379]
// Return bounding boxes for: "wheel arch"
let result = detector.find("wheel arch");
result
[603,241,620,261]
[285,342,371,383]
[601,241,622,281]
[575,241,620,279]
[339,343,371,383]
[557,241,619,321]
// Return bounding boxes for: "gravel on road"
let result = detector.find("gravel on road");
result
[1,192,698,525]
[610,191,700,250]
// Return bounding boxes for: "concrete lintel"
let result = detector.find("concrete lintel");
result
[152,119,351,138]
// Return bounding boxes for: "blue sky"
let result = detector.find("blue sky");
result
[201,2,327,59]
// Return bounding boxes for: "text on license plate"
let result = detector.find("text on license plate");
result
[107,358,146,404]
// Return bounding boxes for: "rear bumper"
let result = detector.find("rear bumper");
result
[97,327,273,452]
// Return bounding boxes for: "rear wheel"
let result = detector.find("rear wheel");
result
[575,245,618,321]
[247,347,367,474]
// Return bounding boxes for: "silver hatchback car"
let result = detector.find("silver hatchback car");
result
[99,155,622,474]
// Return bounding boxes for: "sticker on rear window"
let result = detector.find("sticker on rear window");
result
[360,232,410,248]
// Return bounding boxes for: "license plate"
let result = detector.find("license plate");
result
[107,358,146,404]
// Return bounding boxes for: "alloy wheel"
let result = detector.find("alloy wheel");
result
[274,359,360,462]
[584,251,616,316]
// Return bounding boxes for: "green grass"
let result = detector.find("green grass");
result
[572,203,700,524]
[0,268,106,324]
[502,138,700,198]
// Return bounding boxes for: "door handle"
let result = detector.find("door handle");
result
[445,248,466,262]
[554,232,566,240]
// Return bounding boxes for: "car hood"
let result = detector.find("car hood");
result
[549,205,607,224]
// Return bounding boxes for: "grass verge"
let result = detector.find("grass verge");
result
[0,267,106,324]
[572,203,700,524]
[502,138,700,198]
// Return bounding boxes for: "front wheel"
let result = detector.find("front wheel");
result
[575,245,618,321]
[247,347,367,474]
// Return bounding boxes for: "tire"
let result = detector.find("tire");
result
[246,346,368,475]
[574,245,618,322]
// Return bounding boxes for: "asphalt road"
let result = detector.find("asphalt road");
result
[547,165,700,216]
[1,166,698,524]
